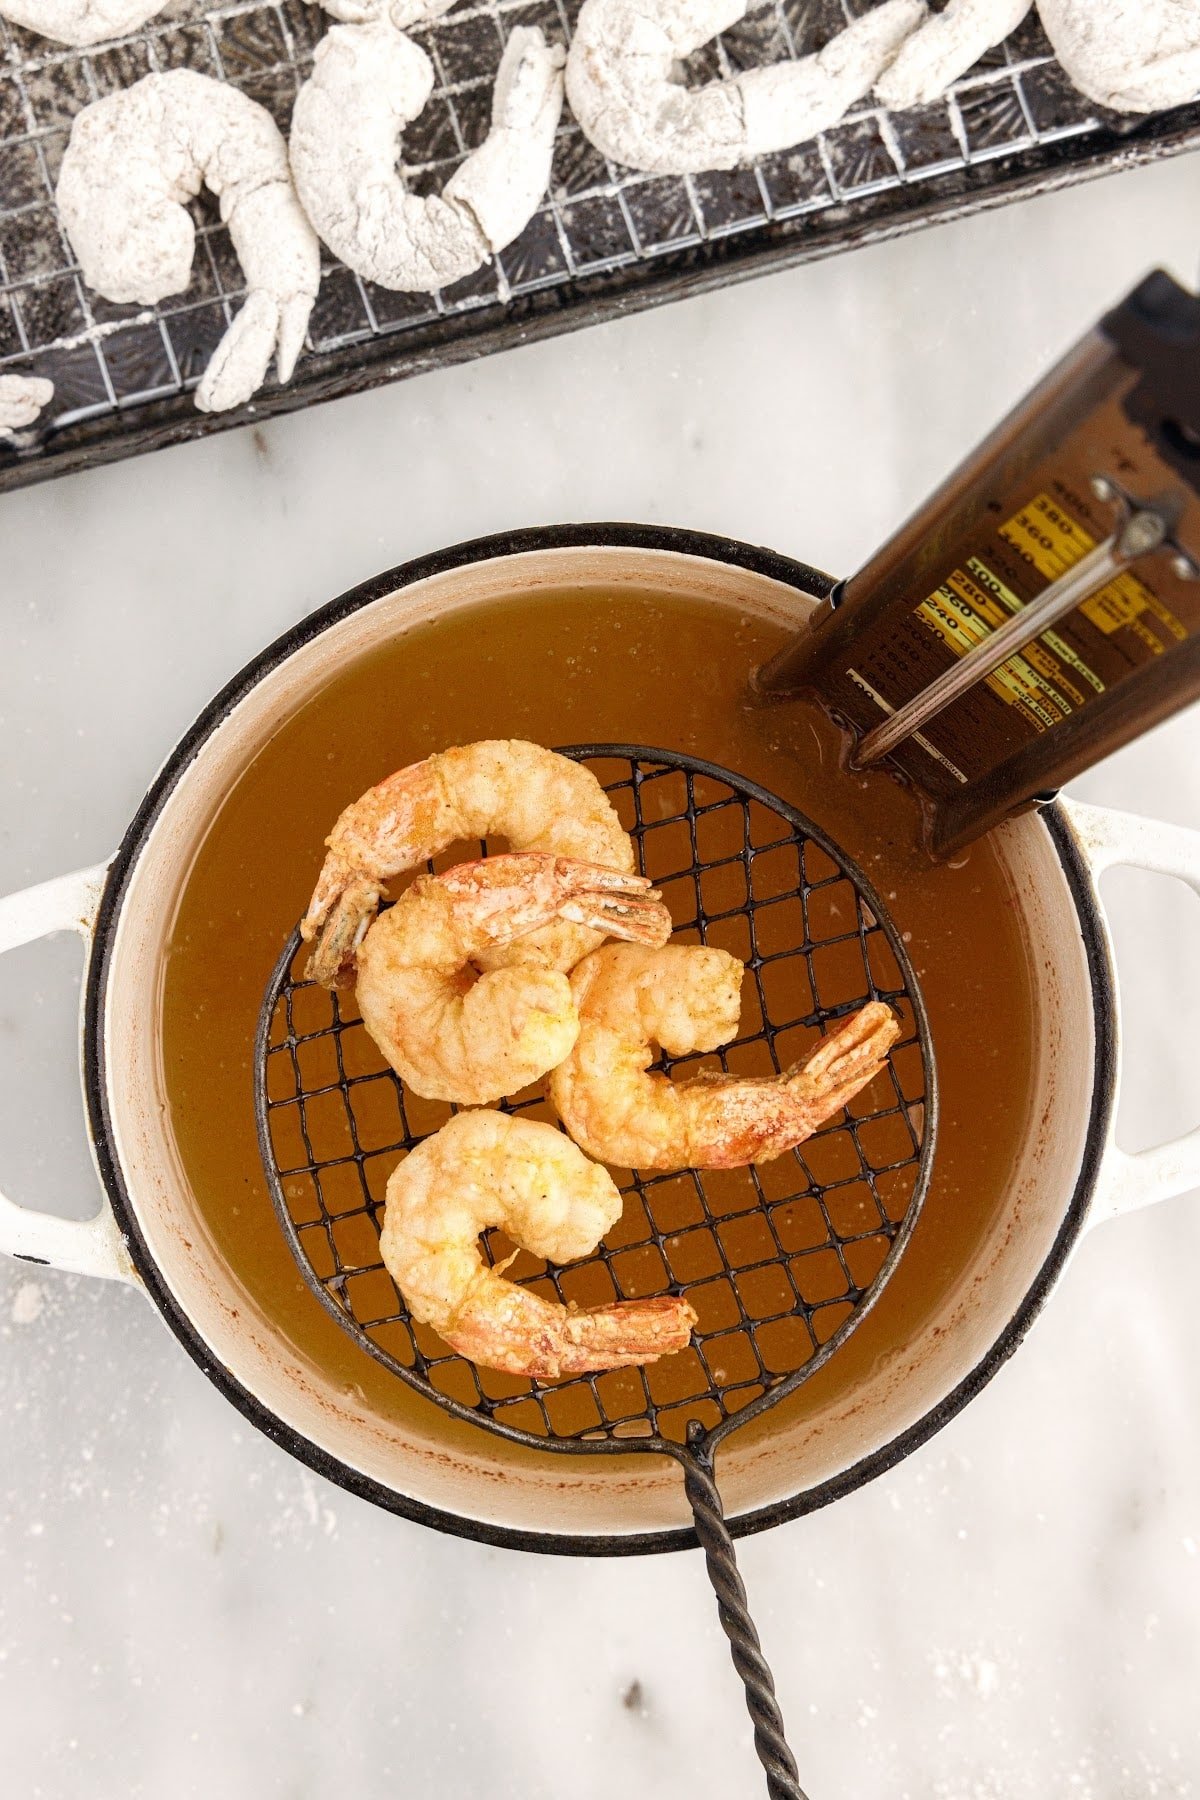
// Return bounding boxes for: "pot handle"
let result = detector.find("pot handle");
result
[1063,800,1200,1225]
[0,865,137,1284]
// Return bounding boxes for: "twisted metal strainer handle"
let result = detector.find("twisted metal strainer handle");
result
[682,1424,807,1800]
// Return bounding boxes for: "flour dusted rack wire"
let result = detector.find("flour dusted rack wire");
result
[3,0,1198,490]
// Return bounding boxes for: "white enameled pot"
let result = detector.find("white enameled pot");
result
[2,526,1199,1555]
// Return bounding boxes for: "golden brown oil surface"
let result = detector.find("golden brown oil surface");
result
[160,586,1038,1432]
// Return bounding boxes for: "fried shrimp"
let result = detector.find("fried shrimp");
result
[56,72,319,414]
[565,0,925,175]
[549,943,901,1169]
[380,1111,697,1378]
[303,741,638,988]
[289,15,563,292]
[356,853,671,1103]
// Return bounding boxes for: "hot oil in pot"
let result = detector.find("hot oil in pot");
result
[159,585,1039,1437]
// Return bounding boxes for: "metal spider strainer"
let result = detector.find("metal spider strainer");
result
[254,745,937,1800]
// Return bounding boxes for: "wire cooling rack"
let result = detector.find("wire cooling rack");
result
[3,0,1199,490]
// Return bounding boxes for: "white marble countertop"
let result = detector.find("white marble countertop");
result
[3,148,1200,1800]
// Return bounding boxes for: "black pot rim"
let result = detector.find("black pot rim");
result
[81,522,1114,1557]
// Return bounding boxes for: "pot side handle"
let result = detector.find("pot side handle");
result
[0,865,137,1284]
[1063,800,1200,1226]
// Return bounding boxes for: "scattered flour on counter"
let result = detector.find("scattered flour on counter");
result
[930,1647,1002,1701]
[267,1471,339,1544]
[11,1281,45,1326]
[931,1776,1008,1800]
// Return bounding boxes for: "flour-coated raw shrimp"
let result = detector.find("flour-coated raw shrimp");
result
[56,72,320,413]
[565,0,925,175]
[317,0,457,24]
[877,0,1200,113]
[874,0,1030,109]
[0,0,165,46]
[303,741,638,989]
[0,374,53,439]
[1039,0,1200,111]
[289,16,563,291]
[549,943,900,1168]
[380,1111,697,1378]
[356,853,671,1104]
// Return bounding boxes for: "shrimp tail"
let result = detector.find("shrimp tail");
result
[741,0,927,157]
[446,28,565,253]
[196,289,281,414]
[301,756,461,983]
[875,0,1028,111]
[548,1293,698,1377]
[439,853,672,953]
[303,872,384,988]
[0,374,54,437]
[715,1001,902,1162]
[443,1282,698,1379]
[276,293,314,385]
[787,1000,901,1113]
[558,887,674,947]
[689,1000,902,1167]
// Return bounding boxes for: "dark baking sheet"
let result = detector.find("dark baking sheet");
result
[2,0,1199,493]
